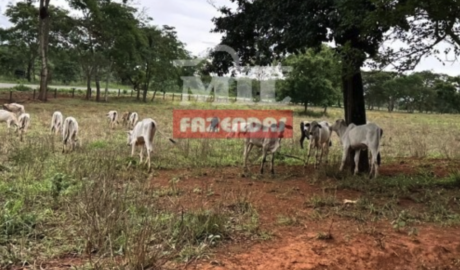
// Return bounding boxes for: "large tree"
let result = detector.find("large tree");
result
[207,0,393,172]
[38,0,51,101]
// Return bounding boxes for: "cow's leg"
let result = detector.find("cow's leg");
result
[353,149,361,175]
[139,147,144,163]
[260,148,267,174]
[324,142,330,164]
[369,150,379,179]
[339,146,348,172]
[270,152,275,174]
[243,143,253,172]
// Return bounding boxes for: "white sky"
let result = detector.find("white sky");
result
[1,0,459,77]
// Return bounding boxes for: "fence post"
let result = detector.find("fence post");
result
[33,89,36,100]
[72,88,75,98]
[9,90,12,102]
[118,89,120,97]
[131,89,133,97]
[54,88,57,98]
[172,93,175,101]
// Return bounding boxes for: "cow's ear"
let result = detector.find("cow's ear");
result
[315,124,321,128]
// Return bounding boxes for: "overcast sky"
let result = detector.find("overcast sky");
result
[1,0,459,76]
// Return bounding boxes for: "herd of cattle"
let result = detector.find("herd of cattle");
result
[0,102,384,178]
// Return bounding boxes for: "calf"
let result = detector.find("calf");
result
[128,112,139,129]
[62,116,80,153]
[127,118,176,170]
[50,111,63,135]
[17,113,30,142]
[2,103,25,117]
[228,121,292,175]
[300,120,332,168]
[330,119,383,178]
[106,110,119,129]
[0,109,20,133]
[121,111,131,127]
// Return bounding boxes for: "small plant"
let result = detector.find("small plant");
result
[316,232,333,240]
[306,193,339,208]
[391,210,409,231]
[276,215,300,226]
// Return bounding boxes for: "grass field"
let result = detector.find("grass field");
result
[1,97,460,269]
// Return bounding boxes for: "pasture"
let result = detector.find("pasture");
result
[1,97,460,269]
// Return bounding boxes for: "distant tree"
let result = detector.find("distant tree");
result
[278,46,341,114]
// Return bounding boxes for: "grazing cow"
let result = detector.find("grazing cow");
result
[300,120,332,168]
[127,118,176,169]
[226,122,246,139]
[3,103,25,117]
[106,110,119,129]
[50,111,63,135]
[62,117,80,153]
[128,112,139,129]
[0,109,20,132]
[330,119,383,178]
[17,113,30,142]
[228,121,292,175]
[121,111,131,127]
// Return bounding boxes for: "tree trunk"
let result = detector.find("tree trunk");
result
[95,68,101,102]
[142,83,148,102]
[304,102,308,113]
[151,88,158,101]
[26,60,33,82]
[341,59,369,174]
[136,86,140,100]
[323,106,327,115]
[104,75,109,102]
[38,0,51,101]
[86,72,92,100]
[104,62,112,102]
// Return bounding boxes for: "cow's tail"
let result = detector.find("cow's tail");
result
[153,122,176,144]
[377,128,383,165]
[300,122,306,149]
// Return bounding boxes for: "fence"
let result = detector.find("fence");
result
[0,87,273,104]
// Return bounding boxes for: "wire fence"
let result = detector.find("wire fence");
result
[0,87,265,104]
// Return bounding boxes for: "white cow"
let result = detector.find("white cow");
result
[0,109,20,132]
[128,112,139,129]
[62,117,80,153]
[127,118,176,169]
[330,119,383,178]
[106,110,119,129]
[50,111,63,135]
[2,103,25,117]
[227,121,292,175]
[300,120,332,168]
[17,113,30,142]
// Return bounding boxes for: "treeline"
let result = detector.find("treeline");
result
[363,71,460,113]
[0,0,193,102]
